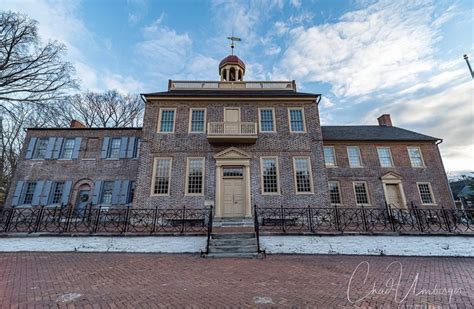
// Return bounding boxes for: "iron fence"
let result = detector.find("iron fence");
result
[0,205,212,235]
[254,204,474,234]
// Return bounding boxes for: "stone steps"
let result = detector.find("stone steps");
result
[206,232,260,258]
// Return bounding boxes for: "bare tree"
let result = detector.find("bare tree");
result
[58,90,144,128]
[0,11,76,112]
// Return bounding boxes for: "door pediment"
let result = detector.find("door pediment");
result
[381,171,403,180]
[214,147,251,159]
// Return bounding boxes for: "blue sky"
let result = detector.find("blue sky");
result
[1,0,473,174]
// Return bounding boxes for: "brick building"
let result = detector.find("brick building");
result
[5,54,455,216]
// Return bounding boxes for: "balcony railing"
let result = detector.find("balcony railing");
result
[168,80,296,91]
[207,122,258,144]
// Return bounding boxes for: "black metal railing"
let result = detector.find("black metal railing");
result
[202,205,213,256]
[254,204,474,234]
[0,205,213,235]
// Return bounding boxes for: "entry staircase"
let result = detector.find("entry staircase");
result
[204,218,262,258]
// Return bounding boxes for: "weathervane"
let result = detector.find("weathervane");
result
[227,35,241,55]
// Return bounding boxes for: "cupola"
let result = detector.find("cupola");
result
[219,55,245,82]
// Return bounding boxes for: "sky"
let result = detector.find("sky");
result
[1,0,473,175]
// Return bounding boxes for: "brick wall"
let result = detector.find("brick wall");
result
[323,141,454,208]
[134,99,330,209]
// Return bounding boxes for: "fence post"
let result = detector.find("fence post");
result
[152,205,159,234]
[181,206,186,234]
[307,205,314,232]
[280,204,285,233]
[33,206,45,233]
[64,204,74,233]
[412,202,424,232]
[4,208,14,232]
[441,206,452,233]
[93,207,101,234]
[334,205,341,232]
[361,205,369,232]
[123,207,131,234]
[385,202,396,232]
[253,204,261,253]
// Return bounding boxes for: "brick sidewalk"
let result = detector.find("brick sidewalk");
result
[0,253,473,308]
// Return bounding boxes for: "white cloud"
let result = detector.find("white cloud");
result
[273,0,451,98]
[103,72,145,94]
[290,0,301,9]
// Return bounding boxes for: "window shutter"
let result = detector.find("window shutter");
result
[71,137,82,159]
[101,137,110,158]
[31,181,44,206]
[53,137,63,159]
[111,180,122,205]
[45,137,56,159]
[61,181,72,205]
[92,181,103,205]
[119,137,128,159]
[40,181,52,205]
[119,180,130,204]
[25,137,37,159]
[126,137,136,158]
[11,181,24,206]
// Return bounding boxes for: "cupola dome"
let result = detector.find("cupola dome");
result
[219,55,245,81]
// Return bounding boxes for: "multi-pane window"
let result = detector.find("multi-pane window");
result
[152,158,172,195]
[324,146,337,167]
[223,167,243,177]
[50,182,65,204]
[347,146,363,167]
[187,158,204,195]
[190,109,206,133]
[60,138,75,159]
[353,182,370,205]
[21,182,37,204]
[328,181,341,205]
[377,147,393,167]
[159,109,176,133]
[133,139,140,158]
[32,138,48,159]
[100,181,114,204]
[408,147,424,167]
[293,157,313,193]
[289,108,305,132]
[418,183,435,204]
[107,138,121,159]
[127,181,136,204]
[259,109,275,132]
[261,157,279,194]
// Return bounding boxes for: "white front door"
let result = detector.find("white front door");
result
[224,108,240,134]
[221,167,246,217]
[385,184,406,210]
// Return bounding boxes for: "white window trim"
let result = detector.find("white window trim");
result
[328,181,343,206]
[188,108,207,133]
[292,156,314,194]
[324,146,338,168]
[353,181,372,206]
[347,146,363,168]
[185,157,205,196]
[416,182,437,205]
[407,146,425,168]
[287,107,307,133]
[150,157,172,196]
[258,108,277,133]
[377,146,394,168]
[157,108,177,133]
[260,156,281,195]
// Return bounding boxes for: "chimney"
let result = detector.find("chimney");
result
[70,119,87,128]
[377,114,392,127]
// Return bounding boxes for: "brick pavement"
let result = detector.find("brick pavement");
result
[0,253,473,308]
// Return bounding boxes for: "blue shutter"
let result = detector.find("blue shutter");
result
[11,181,24,206]
[101,137,110,158]
[119,180,130,204]
[61,181,72,205]
[92,181,103,205]
[45,137,56,159]
[31,181,44,206]
[40,181,53,205]
[25,137,37,159]
[119,137,128,159]
[111,180,122,205]
[53,137,63,159]
[126,137,136,158]
[71,137,81,159]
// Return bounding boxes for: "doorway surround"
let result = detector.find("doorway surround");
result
[213,147,252,218]
[381,172,407,210]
